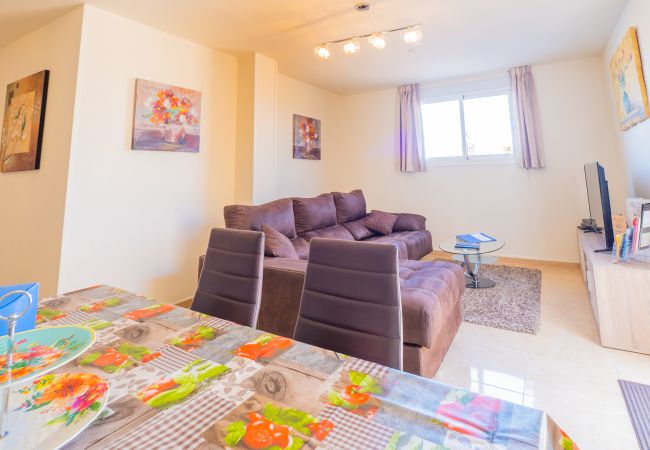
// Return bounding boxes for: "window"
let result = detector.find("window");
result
[421,88,515,162]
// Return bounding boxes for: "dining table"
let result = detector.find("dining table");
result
[26,285,577,450]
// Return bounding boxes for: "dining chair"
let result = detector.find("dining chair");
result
[191,228,264,328]
[293,238,403,370]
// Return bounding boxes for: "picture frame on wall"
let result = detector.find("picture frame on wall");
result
[132,79,202,152]
[0,70,49,173]
[293,114,321,160]
[610,27,650,131]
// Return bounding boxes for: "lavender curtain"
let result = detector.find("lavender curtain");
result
[509,66,545,169]
[397,84,426,172]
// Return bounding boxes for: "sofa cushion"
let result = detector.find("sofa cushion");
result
[393,213,426,232]
[292,194,337,234]
[332,189,366,223]
[299,224,355,242]
[224,198,297,238]
[364,230,433,260]
[363,210,398,235]
[342,218,375,240]
[398,259,465,348]
[262,224,298,259]
[290,237,310,260]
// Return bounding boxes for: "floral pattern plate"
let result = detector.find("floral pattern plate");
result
[0,326,95,388]
[3,372,109,449]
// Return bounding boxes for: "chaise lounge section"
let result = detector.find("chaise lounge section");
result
[213,190,465,377]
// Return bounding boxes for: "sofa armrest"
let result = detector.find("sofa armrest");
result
[257,258,307,338]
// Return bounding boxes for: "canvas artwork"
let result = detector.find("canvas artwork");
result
[0,70,49,172]
[293,114,321,160]
[610,27,650,131]
[132,79,201,152]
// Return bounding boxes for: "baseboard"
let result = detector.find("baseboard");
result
[422,250,580,269]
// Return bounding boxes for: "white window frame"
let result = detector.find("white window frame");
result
[421,86,517,166]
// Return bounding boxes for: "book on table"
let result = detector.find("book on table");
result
[454,242,480,249]
[456,233,496,244]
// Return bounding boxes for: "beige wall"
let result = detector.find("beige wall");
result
[605,0,650,198]
[234,53,254,204]
[0,8,83,297]
[57,5,238,302]
[275,74,342,198]
[291,57,626,262]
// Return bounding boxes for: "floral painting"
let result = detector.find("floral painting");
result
[0,70,49,172]
[610,27,650,131]
[293,114,321,160]
[132,79,201,152]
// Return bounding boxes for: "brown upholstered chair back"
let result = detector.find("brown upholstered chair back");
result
[293,238,403,370]
[191,228,264,328]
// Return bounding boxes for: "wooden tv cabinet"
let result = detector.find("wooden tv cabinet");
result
[577,230,650,354]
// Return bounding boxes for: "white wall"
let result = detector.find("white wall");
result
[275,74,342,198]
[58,5,238,302]
[314,57,626,262]
[605,0,650,198]
[0,8,83,297]
[252,54,278,204]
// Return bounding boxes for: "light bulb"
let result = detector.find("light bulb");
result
[403,28,423,45]
[314,44,331,60]
[342,38,361,55]
[368,32,386,50]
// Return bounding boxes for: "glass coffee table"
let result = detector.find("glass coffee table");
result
[439,239,505,288]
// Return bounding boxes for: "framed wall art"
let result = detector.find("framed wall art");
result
[610,27,650,131]
[0,70,49,172]
[293,114,321,160]
[132,79,201,152]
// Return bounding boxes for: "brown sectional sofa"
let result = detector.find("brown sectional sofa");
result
[217,190,464,377]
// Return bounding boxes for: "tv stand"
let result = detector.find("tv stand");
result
[577,230,650,354]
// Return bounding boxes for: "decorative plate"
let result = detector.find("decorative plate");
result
[0,326,95,388]
[3,372,109,449]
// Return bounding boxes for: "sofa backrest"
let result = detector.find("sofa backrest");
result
[332,189,367,223]
[224,198,297,238]
[292,193,337,234]
[223,189,367,240]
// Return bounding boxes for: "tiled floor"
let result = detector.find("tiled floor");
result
[430,256,649,450]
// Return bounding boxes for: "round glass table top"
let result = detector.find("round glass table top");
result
[439,239,505,255]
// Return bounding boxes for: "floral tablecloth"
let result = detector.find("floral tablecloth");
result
[33,285,577,450]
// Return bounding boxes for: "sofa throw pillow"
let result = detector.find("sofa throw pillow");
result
[262,224,299,259]
[342,218,376,240]
[393,213,426,231]
[362,210,399,236]
[292,193,337,234]
[332,189,367,223]
[290,236,310,260]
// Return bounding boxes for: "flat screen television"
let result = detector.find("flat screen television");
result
[584,162,614,252]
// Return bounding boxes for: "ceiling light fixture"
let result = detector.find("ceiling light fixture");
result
[314,44,331,60]
[313,2,422,59]
[342,38,361,55]
[368,32,386,50]
[403,27,423,45]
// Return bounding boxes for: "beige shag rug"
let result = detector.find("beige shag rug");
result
[460,264,542,334]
